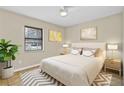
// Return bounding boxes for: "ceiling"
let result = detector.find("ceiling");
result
[0,6,124,27]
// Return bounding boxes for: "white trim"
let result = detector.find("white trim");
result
[14,64,40,72]
[42,29,45,52]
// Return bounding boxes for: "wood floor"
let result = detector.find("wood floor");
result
[0,66,39,86]
[0,66,123,86]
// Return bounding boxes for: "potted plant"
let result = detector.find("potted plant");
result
[0,39,18,79]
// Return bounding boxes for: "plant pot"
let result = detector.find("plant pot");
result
[0,63,6,77]
[2,66,14,79]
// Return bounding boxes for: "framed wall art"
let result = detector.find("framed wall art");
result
[80,27,97,40]
[49,30,62,42]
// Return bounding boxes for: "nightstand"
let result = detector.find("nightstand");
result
[104,59,122,76]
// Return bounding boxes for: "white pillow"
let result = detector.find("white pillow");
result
[82,49,95,57]
[71,49,80,55]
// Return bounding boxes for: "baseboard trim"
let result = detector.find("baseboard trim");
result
[14,64,40,72]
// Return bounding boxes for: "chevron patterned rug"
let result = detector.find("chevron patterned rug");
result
[20,69,112,86]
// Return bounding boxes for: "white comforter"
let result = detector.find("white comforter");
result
[41,54,104,86]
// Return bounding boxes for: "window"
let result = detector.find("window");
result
[24,26,43,51]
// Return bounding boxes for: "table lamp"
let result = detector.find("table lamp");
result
[62,44,69,54]
[107,43,118,59]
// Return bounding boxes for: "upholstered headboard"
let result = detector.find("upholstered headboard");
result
[72,42,106,50]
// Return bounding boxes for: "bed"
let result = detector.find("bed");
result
[40,43,106,86]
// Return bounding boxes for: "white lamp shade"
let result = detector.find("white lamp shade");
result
[62,44,69,48]
[107,44,118,50]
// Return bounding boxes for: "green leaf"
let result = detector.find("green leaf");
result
[4,56,12,61]
[0,39,5,44]
[5,40,11,45]
[0,53,4,57]
[12,55,16,60]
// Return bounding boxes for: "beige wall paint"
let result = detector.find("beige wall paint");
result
[0,9,65,71]
[65,13,122,59]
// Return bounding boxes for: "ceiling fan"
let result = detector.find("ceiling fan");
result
[60,6,68,17]
[59,6,78,17]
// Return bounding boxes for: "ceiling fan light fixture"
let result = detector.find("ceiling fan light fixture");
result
[60,7,68,17]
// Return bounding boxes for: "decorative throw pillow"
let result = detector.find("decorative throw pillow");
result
[71,48,82,55]
[80,48,83,55]
[94,48,103,57]
[82,48,95,57]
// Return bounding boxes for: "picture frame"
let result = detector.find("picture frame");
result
[80,27,97,40]
[49,30,62,42]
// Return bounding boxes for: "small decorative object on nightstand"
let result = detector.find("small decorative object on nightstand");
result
[104,58,122,76]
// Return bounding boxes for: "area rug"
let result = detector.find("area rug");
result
[20,69,112,86]
[92,73,112,86]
